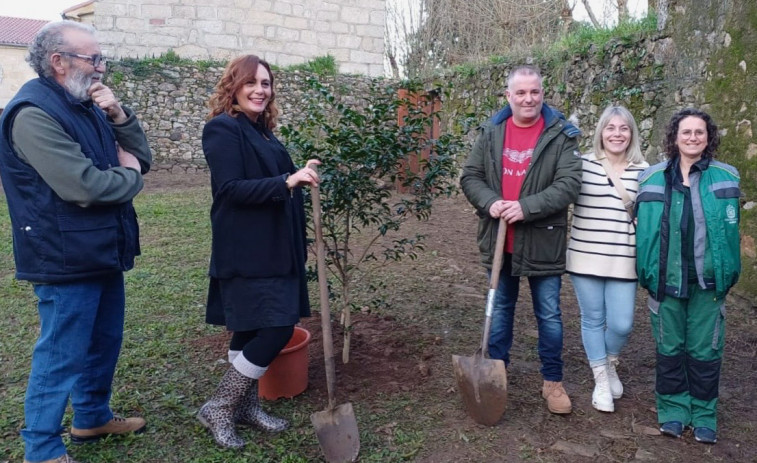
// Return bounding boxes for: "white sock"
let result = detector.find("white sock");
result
[232,353,268,379]
[228,350,241,363]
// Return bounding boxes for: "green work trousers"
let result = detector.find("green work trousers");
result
[649,286,725,430]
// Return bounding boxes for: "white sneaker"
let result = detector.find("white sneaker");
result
[591,365,614,412]
[607,355,623,399]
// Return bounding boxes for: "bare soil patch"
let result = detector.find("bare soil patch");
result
[173,168,757,462]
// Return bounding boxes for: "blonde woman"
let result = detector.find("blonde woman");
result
[566,105,648,412]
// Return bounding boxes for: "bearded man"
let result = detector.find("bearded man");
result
[0,21,151,463]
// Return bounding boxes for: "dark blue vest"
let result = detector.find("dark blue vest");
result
[0,77,140,283]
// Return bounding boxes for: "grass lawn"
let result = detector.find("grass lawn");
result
[0,187,423,462]
[3,179,756,463]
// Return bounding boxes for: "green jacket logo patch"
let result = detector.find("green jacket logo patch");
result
[726,204,737,224]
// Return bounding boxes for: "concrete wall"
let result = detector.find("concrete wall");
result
[92,0,385,77]
[0,46,37,109]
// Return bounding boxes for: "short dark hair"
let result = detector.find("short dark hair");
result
[664,108,720,162]
[506,65,542,90]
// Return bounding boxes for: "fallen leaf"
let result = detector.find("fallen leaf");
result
[550,440,599,457]
[599,429,632,439]
[632,423,661,436]
[635,448,657,461]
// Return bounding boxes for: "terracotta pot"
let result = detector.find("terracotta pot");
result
[258,326,311,400]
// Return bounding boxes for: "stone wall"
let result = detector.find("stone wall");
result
[107,29,747,177]
[93,0,385,77]
[438,35,668,159]
[107,61,376,168]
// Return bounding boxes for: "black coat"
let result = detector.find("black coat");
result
[202,112,310,330]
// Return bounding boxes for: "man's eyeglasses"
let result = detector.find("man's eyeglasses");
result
[59,52,107,67]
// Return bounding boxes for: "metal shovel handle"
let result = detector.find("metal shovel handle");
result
[481,218,507,358]
[311,173,338,410]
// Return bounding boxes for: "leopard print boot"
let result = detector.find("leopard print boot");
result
[234,381,289,433]
[197,366,254,448]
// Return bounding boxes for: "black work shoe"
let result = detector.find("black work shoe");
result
[693,427,717,444]
[659,421,683,438]
[70,416,146,444]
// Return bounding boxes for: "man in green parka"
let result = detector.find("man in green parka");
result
[461,65,582,414]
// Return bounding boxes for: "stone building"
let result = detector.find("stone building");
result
[0,16,48,110]
[64,0,386,76]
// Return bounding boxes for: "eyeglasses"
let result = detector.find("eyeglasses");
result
[59,52,107,67]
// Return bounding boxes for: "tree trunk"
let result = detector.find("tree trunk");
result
[341,278,352,364]
[618,0,629,22]
[580,0,601,27]
[386,49,400,79]
[560,0,573,33]
[656,0,669,30]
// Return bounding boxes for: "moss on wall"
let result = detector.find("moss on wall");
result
[673,0,757,298]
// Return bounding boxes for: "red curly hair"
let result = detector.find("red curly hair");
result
[207,54,279,129]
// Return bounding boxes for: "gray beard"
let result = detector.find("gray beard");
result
[64,68,99,101]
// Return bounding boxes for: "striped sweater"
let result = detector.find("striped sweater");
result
[566,152,649,280]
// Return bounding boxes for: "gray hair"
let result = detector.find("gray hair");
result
[592,105,644,164]
[27,21,96,78]
[506,65,542,90]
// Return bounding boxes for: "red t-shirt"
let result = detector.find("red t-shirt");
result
[501,116,544,253]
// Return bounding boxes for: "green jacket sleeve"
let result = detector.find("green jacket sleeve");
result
[110,106,152,175]
[11,106,151,208]
[460,123,501,216]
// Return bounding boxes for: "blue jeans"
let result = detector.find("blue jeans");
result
[22,273,125,462]
[570,274,636,366]
[488,254,564,381]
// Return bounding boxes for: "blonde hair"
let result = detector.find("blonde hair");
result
[593,105,644,164]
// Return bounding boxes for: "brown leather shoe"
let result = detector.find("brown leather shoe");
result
[70,415,146,444]
[23,453,81,463]
[542,380,572,414]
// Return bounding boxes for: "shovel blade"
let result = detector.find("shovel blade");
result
[311,402,360,463]
[452,354,507,426]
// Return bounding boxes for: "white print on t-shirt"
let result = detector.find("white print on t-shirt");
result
[503,147,533,165]
[503,168,529,176]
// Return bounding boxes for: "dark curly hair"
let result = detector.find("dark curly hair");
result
[664,108,720,163]
[207,55,279,129]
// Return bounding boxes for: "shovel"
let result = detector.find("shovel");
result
[452,217,508,426]
[309,178,360,463]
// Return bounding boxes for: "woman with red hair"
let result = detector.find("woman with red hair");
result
[197,54,319,448]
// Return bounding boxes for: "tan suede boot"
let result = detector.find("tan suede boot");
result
[542,380,572,414]
[24,454,81,463]
[70,416,146,444]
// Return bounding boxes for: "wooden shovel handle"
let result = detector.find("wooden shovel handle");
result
[489,218,507,291]
[311,170,338,409]
[480,218,507,356]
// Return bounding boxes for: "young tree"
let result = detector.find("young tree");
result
[282,78,464,362]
